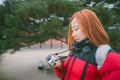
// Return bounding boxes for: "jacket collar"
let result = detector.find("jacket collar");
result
[71,38,96,53]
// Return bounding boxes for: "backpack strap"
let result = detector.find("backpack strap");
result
[95,45,111,71]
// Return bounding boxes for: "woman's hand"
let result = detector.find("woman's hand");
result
[53,60,62,69]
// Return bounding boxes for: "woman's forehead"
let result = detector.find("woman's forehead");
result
[71,17,79,28]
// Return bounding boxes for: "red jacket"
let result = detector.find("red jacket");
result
[53,40,120,80]
[53,52,120,80]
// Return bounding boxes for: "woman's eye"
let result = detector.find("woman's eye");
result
[75,28,78,31]
[71,27,79,32]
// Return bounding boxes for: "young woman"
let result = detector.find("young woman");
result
[53,9,120,80]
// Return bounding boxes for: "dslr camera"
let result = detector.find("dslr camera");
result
[45,54,60,67]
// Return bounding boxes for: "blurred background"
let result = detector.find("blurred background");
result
[0,0,120,80]
[0,0,120,54]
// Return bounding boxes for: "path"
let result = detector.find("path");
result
[0,47,68,80]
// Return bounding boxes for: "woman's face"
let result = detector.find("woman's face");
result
[71,17,86,42]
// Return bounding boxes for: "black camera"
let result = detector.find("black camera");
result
[45,54,60,67]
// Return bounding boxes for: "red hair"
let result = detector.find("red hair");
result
[68,9,109,49]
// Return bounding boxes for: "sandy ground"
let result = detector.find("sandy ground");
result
[0,47,68,80]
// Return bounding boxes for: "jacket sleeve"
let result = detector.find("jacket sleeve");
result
[99,52,120,80]
[53,60,65,79]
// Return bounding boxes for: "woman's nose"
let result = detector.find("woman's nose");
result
[72,32,76,37]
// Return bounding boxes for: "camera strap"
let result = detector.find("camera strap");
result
[54,49,69,55]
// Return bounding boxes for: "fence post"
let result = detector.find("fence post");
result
[40,43,42,48]
[28,43,30,48]
[60,41,63,48]
[50,39,53,48]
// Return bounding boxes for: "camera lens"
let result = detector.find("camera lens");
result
[45,55,51,61]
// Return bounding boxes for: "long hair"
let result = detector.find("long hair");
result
[68,9,109,49]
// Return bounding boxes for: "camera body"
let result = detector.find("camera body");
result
[45,54,59,67]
